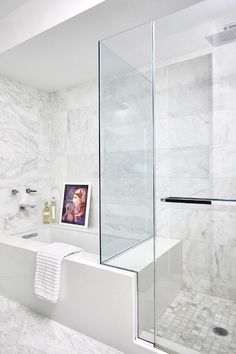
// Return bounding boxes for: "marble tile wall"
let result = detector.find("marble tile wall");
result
[49,81,99,235]
[1,67,151,245]
[155,54,213,295]
[156,47,236,301]
[210,42,236,300]
[0,76,99,235]
[0,76,51,231]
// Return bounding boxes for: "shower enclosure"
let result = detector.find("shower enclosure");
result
[99,1,236,353]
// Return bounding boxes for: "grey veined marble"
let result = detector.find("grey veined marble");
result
[0,295,123,354]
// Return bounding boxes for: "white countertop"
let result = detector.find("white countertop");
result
[106,237,181,272]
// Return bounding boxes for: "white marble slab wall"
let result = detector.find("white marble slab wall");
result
[0,75,100,236]
[0,76,51,231]
[49,81,99,234]
[156,48,236,301]
[0,69,153,246]
[211,42,236,300]
[155,54,213,295]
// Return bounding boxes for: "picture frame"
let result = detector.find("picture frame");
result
[60,183,91,229]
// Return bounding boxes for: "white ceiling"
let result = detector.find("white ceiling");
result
[0,0,28,19]
[0,0,211,92]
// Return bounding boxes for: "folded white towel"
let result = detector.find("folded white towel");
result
[34,242,82,303]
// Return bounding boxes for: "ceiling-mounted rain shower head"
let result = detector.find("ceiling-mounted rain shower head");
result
[205,22,236,47]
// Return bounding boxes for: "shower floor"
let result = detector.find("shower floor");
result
[156,289,236,354]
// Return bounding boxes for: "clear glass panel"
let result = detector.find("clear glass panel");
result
[99,22,155,344]
[99,23,154,263]
[154,1,236,353]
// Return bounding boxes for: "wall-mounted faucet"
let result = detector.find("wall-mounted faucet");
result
[19,205,37,211]
[19,188,38,210]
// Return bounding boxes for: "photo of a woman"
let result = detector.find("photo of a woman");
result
[61,184,91,228]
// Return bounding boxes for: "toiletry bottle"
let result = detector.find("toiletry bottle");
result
[51,197,56,223]
[43,201,50,224]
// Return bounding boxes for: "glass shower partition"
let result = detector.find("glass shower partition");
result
[100,1,236,352]
[154,1,236,353]
[99,22,156,342]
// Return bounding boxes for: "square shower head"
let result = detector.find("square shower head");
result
[205,25,236,47]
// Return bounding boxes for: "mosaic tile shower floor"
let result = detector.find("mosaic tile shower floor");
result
[156,290,236,354]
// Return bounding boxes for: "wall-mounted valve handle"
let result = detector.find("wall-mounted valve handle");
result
[26,188,37,194]
[11,189,19,195]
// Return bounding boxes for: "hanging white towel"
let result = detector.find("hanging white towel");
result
[34,242,82,303]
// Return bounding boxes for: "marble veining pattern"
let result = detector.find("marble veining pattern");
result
[0,294,123,354]
[156,47,236,301]
[50,81,99,235]
[156,290,236,354]
[0,76,99,235]
[0,76,51,232]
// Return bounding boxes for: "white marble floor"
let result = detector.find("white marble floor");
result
[0,295,123,354]
[156,290,236,354]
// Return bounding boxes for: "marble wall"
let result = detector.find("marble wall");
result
[211,42,236,300]
[0,76,51,231]
[155,54,212,296]
[156,46,236,301]
[0,76,99,235]
[49,81,99,235]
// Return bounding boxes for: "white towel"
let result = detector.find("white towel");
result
[34,242,82,303]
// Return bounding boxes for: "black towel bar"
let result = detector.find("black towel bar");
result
[160,197,236,205]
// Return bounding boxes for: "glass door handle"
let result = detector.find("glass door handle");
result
[160,197,236,205]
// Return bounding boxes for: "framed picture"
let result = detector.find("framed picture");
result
[60,183,91,228]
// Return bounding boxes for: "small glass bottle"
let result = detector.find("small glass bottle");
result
[43,201,50,224]
[51,197,56,223]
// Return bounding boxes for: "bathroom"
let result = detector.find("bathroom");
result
[0,0,236,353]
